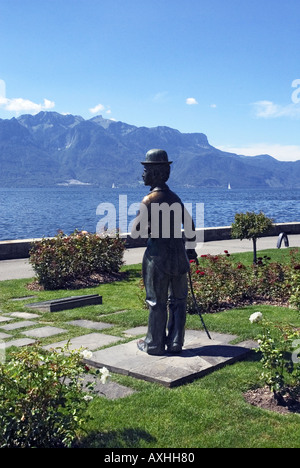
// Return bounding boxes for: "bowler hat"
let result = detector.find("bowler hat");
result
[141,149,172,165]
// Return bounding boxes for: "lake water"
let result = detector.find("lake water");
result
[0,186,300,241]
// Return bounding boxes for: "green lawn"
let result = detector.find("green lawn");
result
[228,246,300,266]
[1,250,300,448]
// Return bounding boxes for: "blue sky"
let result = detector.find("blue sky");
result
[1,0,300,160]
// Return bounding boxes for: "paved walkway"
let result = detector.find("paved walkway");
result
[1,234,300,281]
[0,309,256,388]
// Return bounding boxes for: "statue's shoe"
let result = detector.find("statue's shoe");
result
[137,339,165,356]
[167,343,183,354]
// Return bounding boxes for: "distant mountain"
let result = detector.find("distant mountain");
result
[0,111,299,188]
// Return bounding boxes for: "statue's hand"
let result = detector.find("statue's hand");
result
[186,249,199,265]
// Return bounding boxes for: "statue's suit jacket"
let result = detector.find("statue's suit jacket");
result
[135,185,196,276]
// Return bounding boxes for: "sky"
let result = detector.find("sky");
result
[1,0,300,161]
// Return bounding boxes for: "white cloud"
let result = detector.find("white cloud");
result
[0,96,55,114]
[210,103,217,108]
[0,79,55,114]
[216,143,300,162]
[253,100,300,119]
[89,103,105,114]
[186,97,198,105]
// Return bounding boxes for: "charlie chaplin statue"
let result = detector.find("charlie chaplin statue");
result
[131,149,198,355]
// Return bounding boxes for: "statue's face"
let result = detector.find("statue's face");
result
[142,164,170,187]
[142,165,155,186]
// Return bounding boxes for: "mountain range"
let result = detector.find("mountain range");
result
[0,111,299,188]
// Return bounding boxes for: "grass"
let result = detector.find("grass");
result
[1,249,300,448]
[199,246,300,267]
[229,247,300,266]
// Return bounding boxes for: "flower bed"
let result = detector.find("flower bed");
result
[187,249,300,314]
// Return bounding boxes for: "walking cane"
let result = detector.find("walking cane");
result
[188,270,212,340]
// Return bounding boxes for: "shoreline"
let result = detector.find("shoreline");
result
[1,222,300,261]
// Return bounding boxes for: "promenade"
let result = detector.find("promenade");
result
[1,234,300,281]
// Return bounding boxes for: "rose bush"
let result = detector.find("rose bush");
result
[0,344,109,448]
[187,251,295,314]
[250,313,300,404]
[288,249,300,311]
[187,252,252,314]
[29,230,126,289]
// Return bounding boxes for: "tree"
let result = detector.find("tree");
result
[231,211,273,264]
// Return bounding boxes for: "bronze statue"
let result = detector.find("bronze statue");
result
[131,149,198,355]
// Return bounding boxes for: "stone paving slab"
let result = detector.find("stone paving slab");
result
[0,320,38,331]
[23,326,67,339]
[67,320,113,330]
[10,312,40,319]
[0,332,12,340]
[123,326,148,337]
[43,332,122,352]
[84,330,257,388]
[0,316,13,323]
[0,338,36,349]
[82,374,136,400]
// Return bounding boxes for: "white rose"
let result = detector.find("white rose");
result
[100,366,111,384]
[81,349,93,359]
[249,312,263,324]
[83,394,93,401]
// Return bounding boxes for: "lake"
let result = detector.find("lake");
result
[0,186,300,241]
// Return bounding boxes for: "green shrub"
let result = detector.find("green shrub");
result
[0,344,100,448]
[290,270,300,311]
[250,312,300,403]
[252,257,291,303]
[288,249,300,311]
[29,230,126,289]
[187,253,251,314]
[187,252,292,314]
[231,211,273,264]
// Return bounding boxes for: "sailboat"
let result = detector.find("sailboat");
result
[228,182,231,190]
[112,183,116,189]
